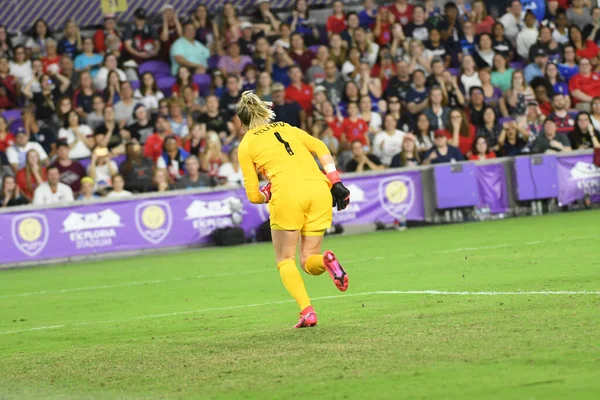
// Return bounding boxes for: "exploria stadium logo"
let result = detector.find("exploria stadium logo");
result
[185,197,243,237]
[378,176,415,219]
[569,161,600,195]
[62,209,124,249]
[11,213,50,257]
[135,200,173,244]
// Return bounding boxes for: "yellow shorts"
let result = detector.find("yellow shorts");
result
[269,179,332,236]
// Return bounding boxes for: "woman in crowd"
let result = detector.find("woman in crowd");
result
[218,42,252,76]
[442,70,466,109]
[544,62,569,100]
[552,9,569,45]
[390,135,421,168]
[424,86,450,132]
[9,45,33,86]
[54,97,74,129]
[524,102,545,145]
[242,64,258,91]
[26,19,52,58]
[134,72,164,113]
[473,33,495,69]
[373,113,406,166]
[57,19,82,59]
[311,88,328,122]
[412,112,435,155]
[87,146,118,191]
[590,97,600,132]
[443,108,476,156]
[172,66,199,98]
[22,72,70,128]
[341,47,361,81]
[469,136,496,160]
[74,71,98,118]
[58,110,94,159]
[387,95,415,133]
[157,135,189,183]
[0,116,14,152]
[425,28,450,67]
[359,95,382,135]
[328,33,347,68]
[470,0,494,35]
[322,101,344,141]
[274,23,293,52]
[289,33,314,73]
[0,25,13,59]
[184,123,207,157]
[217,147,244,186]
[181,86,204,119]
[94,53,127,91]
[106,174,132,198]
[558,45,579,83]
[354,27,379,67]
[491,53,513,93]
[41,39,60,74]
[569,25,599,65]
[372,48,397,92]
[476,106,502,153]
[95,105,125,153]
[1,175,28,207]
[479,67,502,109]
[201,133,228,177]
[498,120,528,156]
[357,62,382,101]
[167,100,189,139]
[253,37,273,74]
[219,2,242,48]
[491,22,514,61]
[502,70,534,118]
[192,4,219,49]
[255,72,273,102]
[569,112,600,150]
[459,55,481,95]
[103,70,122,106]
[288,0,320,45]
[16,149,47,201]
[340,81,361,114]
[401,39,432,75]
[152,169,172,192]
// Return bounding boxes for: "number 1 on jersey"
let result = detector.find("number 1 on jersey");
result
[274,132,294,155]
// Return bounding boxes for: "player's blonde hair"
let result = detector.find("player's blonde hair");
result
[236,90,275,130]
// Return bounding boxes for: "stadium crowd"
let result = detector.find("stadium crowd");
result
[1,0,600,208]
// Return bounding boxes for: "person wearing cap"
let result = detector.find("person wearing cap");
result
[32,165,74,205]
[6,128,48,173]
[238,21,256,57]
[159,4,183,61]
[524,48,548,84]
[51,141,86,196]
[94,14,122,54]
[77,176,99,201]
[252,0,281,35]
[170,21,209,76]
[272,82,305,130]
[421,130,465,165]
[123,7,160,64]
[528,26,561,64]
[516,11,538,60]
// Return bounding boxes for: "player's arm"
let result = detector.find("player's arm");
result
[290,126,350,210]
[238,141,270,204]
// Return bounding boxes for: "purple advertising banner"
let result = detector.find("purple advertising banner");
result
[556,154,600,205]
[513,155,559,201]
[476,163,509,213]
[434,163,480,209]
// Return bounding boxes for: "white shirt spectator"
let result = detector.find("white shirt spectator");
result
[58,125,93,159]
[362,42,379,67]
[499,12,524,43]
[516,27,539,60]
[133,89,165,112]
[94,67,127,91]
[363,112,382,132]
[552,29,569,46]
[218,162,244,186]
[114,100,139,127]
[9,60,33,86]
[106,189,133,198]
[87,160,118,189]
[32,182,74,205]
[6,141,48,169]
[460,72,482,95]
[373,130,406,165]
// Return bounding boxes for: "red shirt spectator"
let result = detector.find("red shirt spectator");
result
[546,112,575,135]
[94,16,123,54]
[171,82,200,97]
[144,133,166,161]
[437,126,477,156]
[326,118,344,140]
[41,56,61,74]
[0,58,18,110]
[342,118,369,146]
[327,15,347,35]
[469,152,496,161]
[568,63,600,106]
[286,72,314,115]
[388,1,413,25]
[0,131,15,152]
[575,41,600,61]
[16,167,47,200]
[289,50,315,74]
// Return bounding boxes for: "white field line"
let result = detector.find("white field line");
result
[1,290,599,336]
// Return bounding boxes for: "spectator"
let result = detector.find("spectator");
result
[52,141,86,195]
[591,97,600,131]
[74,37,103,78]
[387,95,414,133]
[470,0,494,34]
[442,70,466,109]
[356,62,382,101]
[524,47,548,84]
[323,101,344,141]
[477,106,502,152]
[529,26,561,64]
[94,15,122,55]
[516,11,539,61]
[158,4,183,61]
[241,64,258,91]
[218,3,242,48]
[123,7,160,64]
[568,112,600,150]
[531,119,572,153]
[341,12,361,48]
[473,33,496,69]
[127,104,155,144]
[218,42,252,77]
[328,33,347,68]
[152,168,172,192]
[498,120,528,156]
[412,112,435,154]
[120,141,154,193]
[103,70,122,106]
[469,136,497,161]
[313,120,339,156]
[0,25,13,59]
[406,70,429,116]
[86,95,105,131]
[184,123,207,157]
[503,70,534,117]
[177,155,212,189]
[544,62,569,101]
[287,0,320,45]
[345,140,384,172]
[94,53,127,91]
[0,57,19,111]
[22,72,70,127]
[442,108,476,156]
[73,71,98,118]
[114,81,139,127]
[373,48,397,92]
[569,58,600,112]
[491,54,513,93]
[567,0,592,28]
[342,102,369,149]
[404,5,431,42]
[327,1,347,36]
[252,0,281,36]
[373,114,406,165]
[553,9,569,45]
[1,175,28,207]
[459,21,477,57]
[57,19,81,59]
[201,133,228,177]
[359,95,382,134]
[547,93,574,135]
[25,19,52,59]
[491,22,515,61]
[389,135,420,168]
[402,39,432,75]
[354,27,379,67]
[558,45,579,83]
[191,4,218,47]
[41,39,60,76]
[144,115,176,161]
[270,83,303,129]
[530,80,552,116]
[181,86,204,119]
[569,25,599,66]
[422,130,465,165]
[170,21,209,76]
[385,60,411,101]
[59,55,79,88]
[306,46,329,86]
[425,29,450,67]
[253,38,273,75]
[132,72,163,113]
[217,75,241,121]
[0,116,15,152]
[171,66,199,98]
[6,129,48,173]
[105,174,132,198]
[255,72,273,102]
[32,165,74,205]
[94,105,125,154]
[479,68,502,109]
[388,0,413,25]
[58,110,93,160]
[583,7,600,44]
[238,21,258,56]
[87,146,117,191]
[166,100,188,139]
[499,0,524,44]
[460,55,482,95]
[23,108,56,158]
[439,2,462,43]
[274,23,293,52]
[271,46,295,87]
[8,46,32,86]
[341,47,362,81]
[424,86,450,131]
[285,66,313,117]
[77,176,98,201]
[198,95,233,142]
[16,149,46,201]
[156,135,188,182]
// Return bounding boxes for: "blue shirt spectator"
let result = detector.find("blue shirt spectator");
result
[558,63,579,83]
[358,8,377,30]
[524,63,543,84]
[74,38,103,78]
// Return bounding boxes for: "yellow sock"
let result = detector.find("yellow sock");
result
[304,254,326,276]
[277,259,311,310]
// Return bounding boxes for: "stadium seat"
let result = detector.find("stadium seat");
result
[157,76,176,97]
[129,80,141,91]
[1,108,22,122]
[509,61,526,70]
[447,67,459,76]
[193,74,212,96]
[207,55,220,71]
[498,117,514,125]
[138,61,171,78]
[308,45,320,54]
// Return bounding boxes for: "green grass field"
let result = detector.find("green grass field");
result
[1,211,600,399]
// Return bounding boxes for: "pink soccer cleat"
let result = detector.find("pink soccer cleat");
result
[293,306,318,329]
[323,250,349,292]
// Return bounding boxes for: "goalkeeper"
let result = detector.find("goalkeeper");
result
[236,91,351,329]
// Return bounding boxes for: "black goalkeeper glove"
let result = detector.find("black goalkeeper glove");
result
[331,182,351,211]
